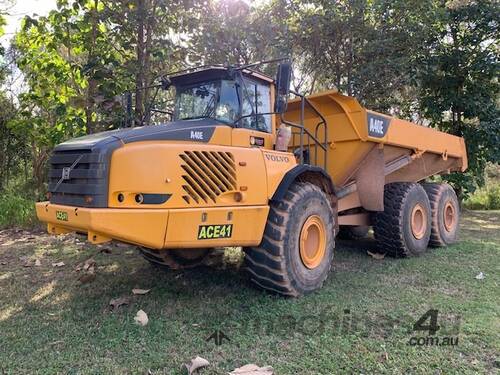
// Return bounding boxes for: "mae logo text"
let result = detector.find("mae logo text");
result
[367,113,390,138]
[190,131,204,140]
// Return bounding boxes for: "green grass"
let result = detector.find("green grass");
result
[0,210,499,374]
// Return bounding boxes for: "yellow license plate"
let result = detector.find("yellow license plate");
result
[198,224,233,240]
[56,211,69,222]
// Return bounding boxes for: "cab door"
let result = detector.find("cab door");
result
[232,78,275,149]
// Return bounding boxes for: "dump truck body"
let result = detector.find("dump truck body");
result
[36,63,467,296]
[285,90,467,186]
[284,90,467,225]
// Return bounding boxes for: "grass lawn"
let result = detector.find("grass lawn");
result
[0,210,498,374]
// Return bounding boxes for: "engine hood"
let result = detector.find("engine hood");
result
[48,118,225,208]
[55,118,221,152]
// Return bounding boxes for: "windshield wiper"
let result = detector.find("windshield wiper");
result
[202,95,217,118]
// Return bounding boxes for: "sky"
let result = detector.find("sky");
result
[1,0,57,47]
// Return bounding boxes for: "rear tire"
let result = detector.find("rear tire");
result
[244,182,335,296]
[422,183,460,247]
[373,182,431,257]
[338,225,370,240]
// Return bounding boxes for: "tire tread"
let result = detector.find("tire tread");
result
[244,182,335,296]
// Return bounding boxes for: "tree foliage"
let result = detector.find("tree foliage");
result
[0,0,498,198]
[419,0,499,195]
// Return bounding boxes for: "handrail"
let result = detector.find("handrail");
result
[280,91,328,169]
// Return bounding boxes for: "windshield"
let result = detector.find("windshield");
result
[174,80,239,124]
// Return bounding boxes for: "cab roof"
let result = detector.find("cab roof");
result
[169,66,274,86]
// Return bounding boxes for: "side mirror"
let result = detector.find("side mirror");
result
[275,62,292,113]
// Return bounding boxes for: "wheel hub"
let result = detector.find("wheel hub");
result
[299,215,327,269]
[443,200,456,232]
[410,203,427,240]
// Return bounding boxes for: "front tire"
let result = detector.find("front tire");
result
[373,182,431,257]
[244,182,335,296]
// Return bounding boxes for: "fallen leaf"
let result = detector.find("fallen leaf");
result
[78,273,96,284]
[475,272,485,280]
[183,356,209,375]
[229,364,274,375]
[34,259,42,267]
[49,340,64,346]
[83,258,95,271]
[52,262,65,267]
[367,251,385,260]
[132,288,151,295]
[134,310,149,326]
[109,297,130,310]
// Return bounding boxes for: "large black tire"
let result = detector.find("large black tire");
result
[373,182,431,257]
[422,183,460,247]
[140,248,210,270]
[244,182,335,297]
[338,225,370,240]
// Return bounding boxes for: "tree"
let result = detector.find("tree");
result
[0,10,5,55]
[11,0,128,192]
[286,0,440,114]
[0,2,8,74]
[187,0,292,78]
[419,0,499,196]
[101,0,200,125]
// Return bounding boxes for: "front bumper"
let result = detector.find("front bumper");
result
[36,202,268,249]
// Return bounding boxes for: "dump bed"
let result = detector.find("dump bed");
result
[284,90,467,190]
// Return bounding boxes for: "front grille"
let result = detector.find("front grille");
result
[48,149,109,207]
[180,151,237,204]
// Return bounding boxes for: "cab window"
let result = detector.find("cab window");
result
[240,79,271,133]
[174,80,240,124]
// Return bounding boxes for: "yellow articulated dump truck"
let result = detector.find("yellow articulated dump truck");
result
[36,60,467,296]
